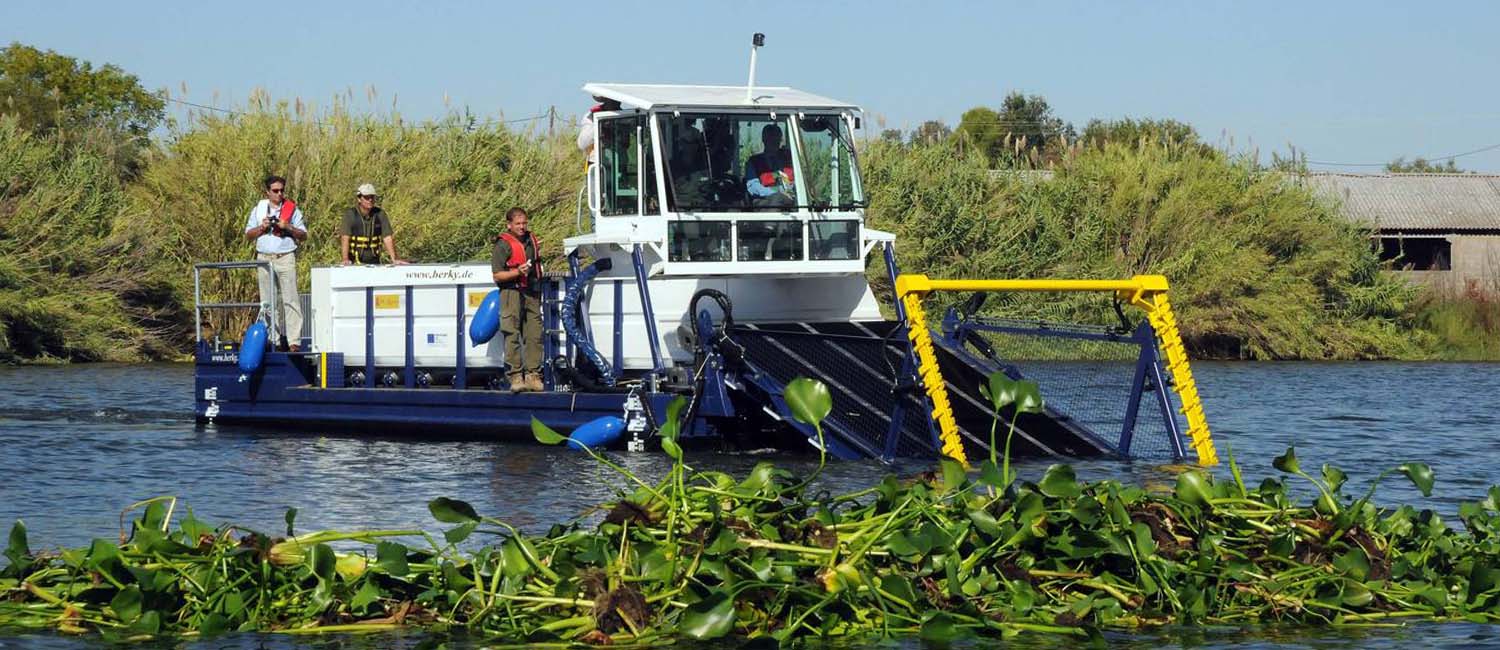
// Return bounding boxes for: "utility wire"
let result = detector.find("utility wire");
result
[163,96,549,129]
[1306,141,1500,168]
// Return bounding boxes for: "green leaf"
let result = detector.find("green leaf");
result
[680,591,736,640]
[1321,465,1348,495]
[428,497,480,524]
[660,395,689,440]
[351,579,383,611]
[444,521,478,544]
[938,457,966,493]
[375,541,410,577]
[785,377,833,427]
[109,585,143,622]
[1273,447,1301,475]
[980,371,1018,410]
[1174,471,1214,508]
[661,437,683,461]
[283,507,298,537]
[130,610,161,636]
[198,613,229,637]
[2,520,28,574]
[1399,462,1435,497]
[977,459,1005,488]
[918,611,961,642]
[1013,380,1045,414]
[1039,464,1083,499]
[309,543,336,582]
[530,416,566,445]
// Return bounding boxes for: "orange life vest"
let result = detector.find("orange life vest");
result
[497,231,542,289]
[750,152,794,188]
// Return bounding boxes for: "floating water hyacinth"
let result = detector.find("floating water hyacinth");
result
[3,379,1499,644]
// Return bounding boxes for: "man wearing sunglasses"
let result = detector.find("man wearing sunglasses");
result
[243,175,308,352]
[338,183,406,266]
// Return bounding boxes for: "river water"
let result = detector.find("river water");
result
[1,362,1498,649]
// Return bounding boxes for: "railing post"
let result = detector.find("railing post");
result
[612,279,624,371]
[404,285,415,388]
[455,284,467,389]
[364,286,375,388]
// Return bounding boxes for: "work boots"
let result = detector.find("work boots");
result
[523,372,545,392]
[508,372,545,393]
[508,372,529,393]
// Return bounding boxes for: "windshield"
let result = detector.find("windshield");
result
[658,113,801,212]
[796,115,864,209]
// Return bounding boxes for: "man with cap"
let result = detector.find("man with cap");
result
[339,183,406,266]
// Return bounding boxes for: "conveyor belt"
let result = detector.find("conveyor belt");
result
[724,322,1116,461]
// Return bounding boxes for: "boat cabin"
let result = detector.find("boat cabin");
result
[566,83,893,277]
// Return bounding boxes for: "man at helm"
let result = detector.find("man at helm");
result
[744,123,795,206]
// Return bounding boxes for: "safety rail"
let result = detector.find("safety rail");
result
[894,274,1218,468]
[193,261,274,343]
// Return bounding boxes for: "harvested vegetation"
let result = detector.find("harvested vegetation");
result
[3,443,1498,644]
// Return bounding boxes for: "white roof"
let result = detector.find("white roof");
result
[582,83,858,111]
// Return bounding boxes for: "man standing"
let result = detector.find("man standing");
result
[339,183,406,266]
[490,207,544,393]
[243,175,308,351]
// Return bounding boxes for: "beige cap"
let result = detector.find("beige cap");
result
[356,183,377,196]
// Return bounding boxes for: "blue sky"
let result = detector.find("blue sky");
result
[5,0,1498,171]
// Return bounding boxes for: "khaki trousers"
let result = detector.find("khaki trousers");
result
[256,252,302,346]
[500,288,543,376]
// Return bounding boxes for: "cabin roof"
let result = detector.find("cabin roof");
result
[581,83,858,111]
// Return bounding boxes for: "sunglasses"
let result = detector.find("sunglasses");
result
[268,187,285,194]
[358,194,376,200]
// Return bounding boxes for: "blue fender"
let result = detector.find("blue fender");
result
[238,322,268,373]
[469,289,501,345]
[566,416,626,450]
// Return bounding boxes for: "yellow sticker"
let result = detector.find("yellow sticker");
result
[374,294,401,310]
[468,292,489,308]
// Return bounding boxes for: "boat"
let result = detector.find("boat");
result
[193,37,1216,466]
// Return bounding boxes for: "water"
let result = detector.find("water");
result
[1,361,1498,648]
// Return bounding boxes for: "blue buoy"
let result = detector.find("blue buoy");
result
[238,322,268,373]
[567,416,626,450]
[469,289,501,345]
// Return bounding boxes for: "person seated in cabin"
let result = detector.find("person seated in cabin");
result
[669,118,712,210]
[339,183,406,266]
[744,124,796,208]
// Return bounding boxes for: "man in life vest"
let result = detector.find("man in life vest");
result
[744,123,796,207]
[242,174,308,351]
[489,207,545,393]
[338,183,406,266]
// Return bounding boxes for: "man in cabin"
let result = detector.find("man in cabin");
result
[338,183,406,266]
[744,124,795,207]
[490,207,545,393]
[243,175,308,352]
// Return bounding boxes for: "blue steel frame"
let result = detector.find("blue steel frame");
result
[630,245,665,382]
[944,315,1185,459]
[880,243,935,460]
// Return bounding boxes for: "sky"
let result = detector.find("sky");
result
[4,0,1499,172]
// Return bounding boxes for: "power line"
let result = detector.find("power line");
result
[163,96,549,130]
[1306,141,1500,168]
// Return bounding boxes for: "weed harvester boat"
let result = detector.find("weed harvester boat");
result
[193,60,1217,467]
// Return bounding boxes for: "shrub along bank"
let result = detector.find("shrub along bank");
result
[0,105,1477,362]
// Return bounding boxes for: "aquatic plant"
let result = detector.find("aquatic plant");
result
[5,439,1500,644]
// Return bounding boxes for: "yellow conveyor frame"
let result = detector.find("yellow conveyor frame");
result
[894,274,1218,468]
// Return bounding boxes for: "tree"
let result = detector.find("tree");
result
[955,92,1073,167]
[909,120,951,146]
[0,42,164,141]
[879,128,905,145]
[1386,157,1465,173]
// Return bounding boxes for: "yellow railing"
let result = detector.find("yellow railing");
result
[894,274,1219,467]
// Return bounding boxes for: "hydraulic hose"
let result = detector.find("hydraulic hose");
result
[561,258,616,386]
[679,288,736,437]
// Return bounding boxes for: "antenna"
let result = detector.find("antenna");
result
[746,33,765,103]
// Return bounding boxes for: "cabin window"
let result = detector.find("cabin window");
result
[809,221,859,260]
[657,113,796,212]
[599,117,639,216]
[669,221,732,262]
[1377,236,1450,271]
[737,220,803,261]
[797,115,863,209]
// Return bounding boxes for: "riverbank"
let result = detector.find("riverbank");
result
[1,106,1492,363]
